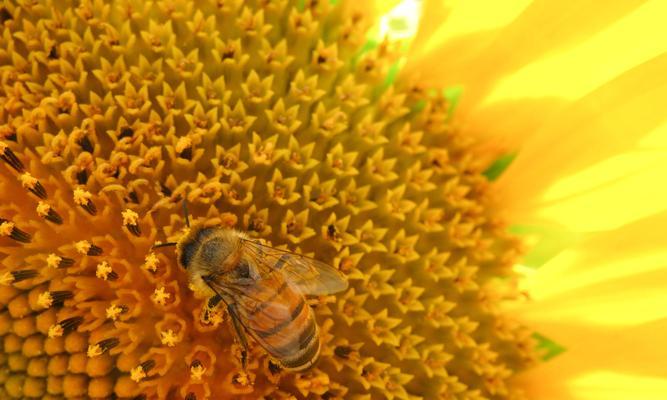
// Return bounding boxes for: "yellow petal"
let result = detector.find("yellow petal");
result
[406,0,651,111]
[496,52,667,225]
[484,0,667,103]
[513,211,667,398]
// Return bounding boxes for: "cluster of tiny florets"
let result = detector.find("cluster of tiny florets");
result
[0,0,535,399]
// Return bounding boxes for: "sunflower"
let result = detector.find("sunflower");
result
[1,0,664,399]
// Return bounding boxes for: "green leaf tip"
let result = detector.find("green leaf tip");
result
[484,153,516,181]
[532,332,566,361]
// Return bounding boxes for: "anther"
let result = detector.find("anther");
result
[118,126,134,140]
[334,345,352,359]
[160,329,179,347]
[96,261,118,281]
[105,304,128,321]
[20,172,47,199]
[0,141,24,172]
[77,135,94,153]
[130,359,156,382]
[143,252,159,272]
[151,286,171,305]
[73,188,97,215]
[176,137,194,161]
[37,202,63,225]
[0,8,12,24]
[0,269,38,285]
[87,337,120,357]
[47,253,74,269]
[0,219,31,243]
[122,209,141,236]
[48,316,83,338]
[76,169,88,184]
[75,240,103,256]
[185,393,197,400]
[37,290,73,308]
[190,359,206,381]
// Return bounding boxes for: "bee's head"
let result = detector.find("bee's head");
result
[175,224,220,270]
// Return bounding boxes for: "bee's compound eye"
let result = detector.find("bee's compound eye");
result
[179,241,197,269]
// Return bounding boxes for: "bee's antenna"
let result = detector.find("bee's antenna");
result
[182,192,191,228]
[152,241,177,249]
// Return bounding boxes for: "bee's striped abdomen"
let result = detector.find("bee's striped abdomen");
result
[240,272,321,371]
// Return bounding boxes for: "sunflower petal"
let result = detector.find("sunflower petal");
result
[496,52,667,226]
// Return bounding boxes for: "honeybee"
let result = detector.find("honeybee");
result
[155,204,348,371]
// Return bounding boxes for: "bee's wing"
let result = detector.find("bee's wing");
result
[241,239,348,296]
[204,271,316,363]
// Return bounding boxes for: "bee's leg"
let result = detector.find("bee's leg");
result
[227,303,249,370]
[201,295,224,324]
[207,294,223,309]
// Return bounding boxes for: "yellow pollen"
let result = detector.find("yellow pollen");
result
[0,221,15,236]
[130,365,148,382]
[160,329,179,347]
[37,291,54,308]
[235,372,251,386]
[87,344,103,358]
[143,252,159,272]
[46,253,62,268]
[106,305,124,321]
[48,324,64,338]
[190,364,206,381]
[0,272,14,285]
[73,187,93,205]
[19,172,38,189]
[36,201,51,217]
[175,136,193,153]
[151,286,171,305]
[75,240,92,254]
[96,261,113,280]
[122,209,139,225]
[209,310,224,326]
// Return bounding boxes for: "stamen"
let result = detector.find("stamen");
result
[48,316,84,338]
[160,329,179,347]
[0,141,24,172]
[87,337,120,357]
[185,393,197,400]
[37,290,73,308]
[95,261,118,281]
[0,141,24,173]
[105,304,128,321]
[334,346,352,359]
[73,188,97,215]
[36,202,63,225]
[75,240,103,256]
[46,253,75,269]
[0,269,38,285]
[232,371,251,386]
[0,219,31,243]
[122,209,141,236]
[190,359,206,381]
[151,286,171,305]
[143,252,159,272]
[19,172,47,199]
[77,135,94,152]
[130,359,156,382]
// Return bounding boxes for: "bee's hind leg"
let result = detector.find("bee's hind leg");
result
[227,303,249,370]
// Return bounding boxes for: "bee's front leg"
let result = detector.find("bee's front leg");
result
[227,303,249,370]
